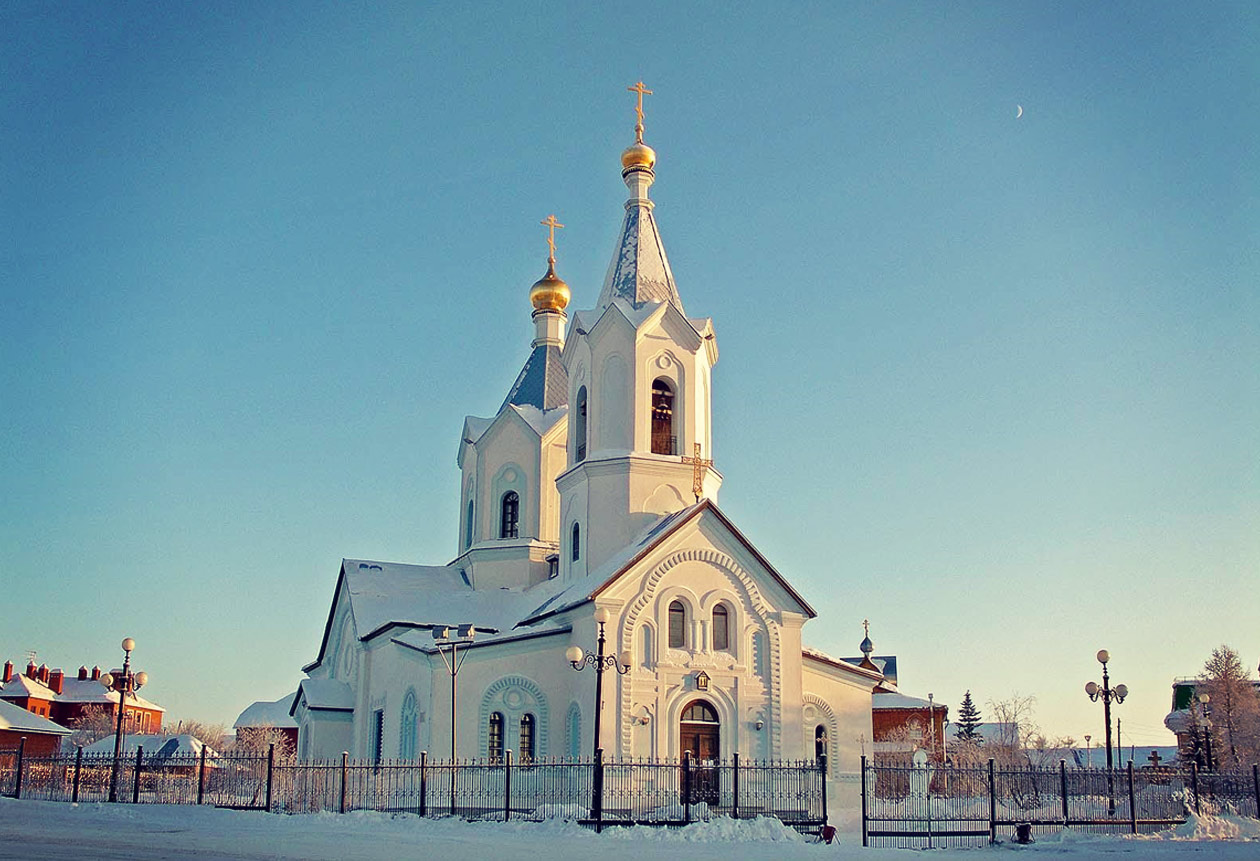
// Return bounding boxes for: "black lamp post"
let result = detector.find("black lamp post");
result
[99,637,148,803]
[1084,649,1127,815]
[566,607,631,758]
[1195,693,1214,771]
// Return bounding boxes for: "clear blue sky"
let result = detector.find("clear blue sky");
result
[3,2,1256,750]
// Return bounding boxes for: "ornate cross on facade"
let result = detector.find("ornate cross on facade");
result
[679,442,713,502]
[627,80,653,142]
[540,214,564,263]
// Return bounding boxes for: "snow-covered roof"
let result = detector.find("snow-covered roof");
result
[800,647,884,683]
[597,196,683,313]
[873,691,941,711]
[0,674,163,712]
[234,695,298,729]
[0,698,71,735]
[518,499,816,626]
[82,733,213,758]
[294,679,355,713]
[501,344,568,412]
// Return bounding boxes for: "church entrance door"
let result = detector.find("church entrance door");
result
[680,700,720,805]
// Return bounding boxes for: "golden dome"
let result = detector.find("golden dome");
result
[530,261,570,312]
[621,140,656,170]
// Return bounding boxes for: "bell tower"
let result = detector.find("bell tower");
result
[557,83,721,581]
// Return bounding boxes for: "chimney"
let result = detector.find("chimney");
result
[49,669,64,695]
[91,665,101,681]
[78,666,88,681]
[26,661,36,679]
[38,664,49,683]
[2,661,11,684]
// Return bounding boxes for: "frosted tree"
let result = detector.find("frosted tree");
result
[1199,645,1260,768]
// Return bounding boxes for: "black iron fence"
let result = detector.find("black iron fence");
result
[861,756,1260,849]
[0,740,825,834]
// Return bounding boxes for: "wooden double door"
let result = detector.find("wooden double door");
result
[681,701,720,804]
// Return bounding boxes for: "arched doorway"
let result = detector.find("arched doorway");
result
[680,699,720,804]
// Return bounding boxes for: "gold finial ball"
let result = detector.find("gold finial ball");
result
[621,141,656,170]
[530,262,570,312]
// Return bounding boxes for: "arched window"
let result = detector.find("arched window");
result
[571,523,581,562]
[668,600,686,648]
[575,386,588,462]
[815,724,828,763]
[488,712,505,762]
[465,499,474,549]
[681,700,719,723]
[712,605,730,651]
[651,378,676,455]
[519,713,536,763]
[500,491,519,539]
[400,690,417,760]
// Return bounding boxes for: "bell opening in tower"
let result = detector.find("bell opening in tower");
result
[651,378,676,455]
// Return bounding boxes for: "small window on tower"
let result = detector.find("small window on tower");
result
[500,491,519,539]
[571,523,581,562]
[651,378,676,455]
[575,387,588,462]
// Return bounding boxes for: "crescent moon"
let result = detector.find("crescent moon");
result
[1016,104,1024,119]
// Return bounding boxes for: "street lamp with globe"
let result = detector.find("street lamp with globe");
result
[1084,649,1127,815]
[99,637,148,803]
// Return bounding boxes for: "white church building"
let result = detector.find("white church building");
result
[291,90,883,778]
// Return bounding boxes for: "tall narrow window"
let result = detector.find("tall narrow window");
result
[575,386,588,462]
[400,690,417,760]
[519,714,536,763]
[371,709,385,765]
[500,491,519,539]
[651,378,676,455]
[465,500,474,549]
[712,605,729,651]
[488,712,505,762]
[571,523,580,561]
[668,600,686,648]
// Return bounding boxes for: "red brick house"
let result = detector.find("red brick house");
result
[0,697,72,756]
[844,629,949,763]
[1,659,164,734]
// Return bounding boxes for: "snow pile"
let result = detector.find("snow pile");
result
[602,815,805,844]
[1155,812,1260,841]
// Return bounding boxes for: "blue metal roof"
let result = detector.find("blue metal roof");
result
[501,343,568,412]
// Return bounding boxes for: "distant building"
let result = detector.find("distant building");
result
[1163,676,1260,766]
[0,697,72,756]
[0,659,164,734]
[842,627,948,763]
[234,695,299,751]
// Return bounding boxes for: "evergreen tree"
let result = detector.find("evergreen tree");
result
[956,690,983,744]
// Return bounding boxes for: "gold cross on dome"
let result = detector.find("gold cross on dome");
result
[540,214,564,263]
[679,442,713,502]
[627,80,653,142]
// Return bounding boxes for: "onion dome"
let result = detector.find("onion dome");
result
[530,260,570,312]
[621,140,657,171]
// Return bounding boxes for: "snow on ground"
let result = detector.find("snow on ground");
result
[0,798,1255,861]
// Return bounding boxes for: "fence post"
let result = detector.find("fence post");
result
[860,755,869,848]
[682,750,692,824]
[1253,764,1259,822]
[819,753,829,829]
[987,758,997,845]
[132,746,143,804]
[72,746,83,803]
[593,748,604,833]
[732,751,740,820]
[1059,759,1069,825]
[197,745,207,805]
[419,751,427,817]
[266,743,275,812]
[1190,762,1200,815]
[339,751,348,814]
[1134,761,1144,837]
[503,750,512,822]
[12,737,25,800]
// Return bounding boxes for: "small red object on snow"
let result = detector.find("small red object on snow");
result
[821,825,837,844]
